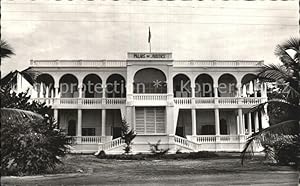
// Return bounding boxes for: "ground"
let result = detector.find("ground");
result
[2,154,299,186]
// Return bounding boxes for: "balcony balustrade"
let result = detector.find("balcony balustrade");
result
[196,135,242,143]
[30,59,262,68]
[32,96,264,107]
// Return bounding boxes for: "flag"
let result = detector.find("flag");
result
[148,27,151,43]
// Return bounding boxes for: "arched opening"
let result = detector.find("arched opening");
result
[134,68,167,94]
[36,74,55,98]
[83,74,102,98]
[59,74,78,98]
[195,74,214,97]
[220,118,228,135]
[241,74,258,97]
[173,74,191,97]
[218,74,237,97]
[106,74,126,98]
[67,120,76,136]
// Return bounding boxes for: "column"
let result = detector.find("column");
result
[247,113,252,135]
[191,80,196,105]
[78,83,83,98]
[238,108,244,135]
[77,109,82,136]
[214,108,220,135]
[102,81,106,105]
[236,115,240,135]
[53,109,58,123]
[55,86,59,98]
[101,109,106,136]
[214,84,218,104]
[191,108,196,136]
[254,111,259,132]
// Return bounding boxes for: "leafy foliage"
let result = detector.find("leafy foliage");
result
[121,119,136,154]
[0,39,15,59]
[1,87,70,175]
[148,140,169,156]
[242,38,300,166]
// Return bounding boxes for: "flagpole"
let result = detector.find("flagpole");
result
[148,26,151,53]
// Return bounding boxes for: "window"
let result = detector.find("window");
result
[135,107,165,134]
[82,128,96,136]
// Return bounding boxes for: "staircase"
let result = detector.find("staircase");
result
[95,137,125,155]
[174,135,201,152]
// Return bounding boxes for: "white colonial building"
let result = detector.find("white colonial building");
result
[26,52,269,153]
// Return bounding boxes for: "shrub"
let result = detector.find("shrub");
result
[148,140,169,157]
[0,88,70,176]
[121,119,136,154]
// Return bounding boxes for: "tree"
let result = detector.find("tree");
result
[0,87,71,175]
[0,41,70,175]
[121,119,136,154]
[0,40,15,59]
[241,37,300,166]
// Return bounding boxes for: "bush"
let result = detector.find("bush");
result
[1,88,70,176]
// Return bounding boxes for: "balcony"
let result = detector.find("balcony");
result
[30,59,263,68]
[32,98,126,108]
[173,60,263,67]
[30,60,127,67]
[174,97,265,108]
[132,94,168,106]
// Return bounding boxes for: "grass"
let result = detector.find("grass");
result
[2,153,299,185]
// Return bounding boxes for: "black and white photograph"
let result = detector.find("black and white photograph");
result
[1,0,299,185]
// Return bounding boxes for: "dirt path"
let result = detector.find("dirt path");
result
[2,156,299,185]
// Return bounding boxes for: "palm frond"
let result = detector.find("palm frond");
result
[248,98,298,113]
[0,40,15,58]
[275,37,300,55]
[241,120,299,165]
[257,64,290,83]
[1,108,43,123]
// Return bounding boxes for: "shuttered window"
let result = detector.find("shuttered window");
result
[135,107,165,134]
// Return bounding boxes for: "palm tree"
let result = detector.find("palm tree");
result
[0,40,15,59]
[241,37,300,165]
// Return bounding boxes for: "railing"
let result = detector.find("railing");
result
[82,98,103,105]
[218,98,239,104]
[31,98,126,105]
[174,135,201,151]
[68,136,109,144]
[174,98,192,104]
[30,60,127,67]
[173,60,263,67]
[219,135,239,142]
[105,98,126,104]
[195,97,215,104]
[196,135,216,143]
[98,137,125,152]
[59,98,79,104]
[242,97,263,105]
[133,94,168,101]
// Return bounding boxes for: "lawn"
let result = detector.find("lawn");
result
[2,154,299,185]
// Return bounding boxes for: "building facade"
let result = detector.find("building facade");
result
[28,52,269,153]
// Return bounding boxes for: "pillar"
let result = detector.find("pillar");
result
[78,83,83,98]
[214,84,218,104]
[101,109,106,136]
[53,109,58,123]
[77,109,82,136]
[254,111,259,132]
[247,112,252,135]
[191,108,196,136]
[214,108,220,135]
[238,108,244,135]
[55,86,59,98]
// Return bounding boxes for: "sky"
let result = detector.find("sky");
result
[1,0,299,76]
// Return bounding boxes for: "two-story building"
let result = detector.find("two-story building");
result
[27,52,269,153]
